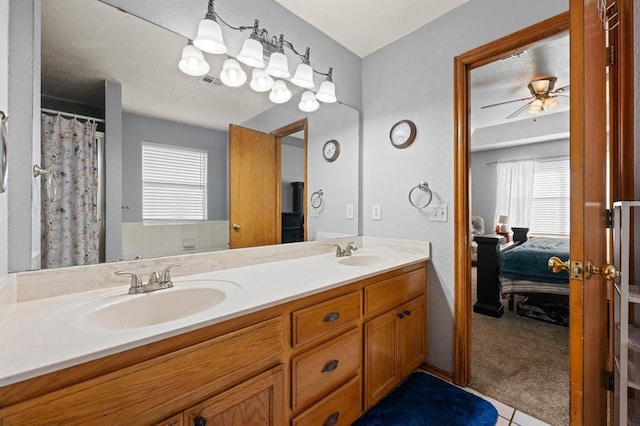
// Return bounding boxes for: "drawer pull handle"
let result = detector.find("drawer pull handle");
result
[193,415,207,426]
[321,359,339,373]
[323,311,340,322]
[404,309,411,316]
[323,411,340,426]
[397,312,405,319]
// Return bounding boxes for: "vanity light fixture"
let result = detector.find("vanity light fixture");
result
[181,0,337,112]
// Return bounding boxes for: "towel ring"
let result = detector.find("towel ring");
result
[408,182,432,209]
[0,111,8,194]
[310,189,324,209]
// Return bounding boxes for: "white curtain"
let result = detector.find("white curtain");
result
[495,159,535,230]
[40,113,99,269]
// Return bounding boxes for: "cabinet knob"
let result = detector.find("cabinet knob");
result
[397,312,405,319]
[321,359,339,373]
[322,311,340,322]
[193,415,207,426]
[323,411,340,426]
[404,309,411,316]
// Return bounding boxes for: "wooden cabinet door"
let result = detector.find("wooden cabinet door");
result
[364,310,400,409]
[184,367,284,426]
[399,296,427,376]
[154,413,184,426]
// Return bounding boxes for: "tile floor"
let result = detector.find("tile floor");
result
[465,387,551,426]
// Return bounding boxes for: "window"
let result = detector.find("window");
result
[529,157,570,236]
[142,142,208,221]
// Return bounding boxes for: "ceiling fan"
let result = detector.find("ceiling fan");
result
[481,77,570,119]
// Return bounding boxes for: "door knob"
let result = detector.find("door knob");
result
[233,223,241,231]
[586,261,619,280]
[547,256,569,273]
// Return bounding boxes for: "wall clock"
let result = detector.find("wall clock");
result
[323,139,340,162]
[389,119,417,149]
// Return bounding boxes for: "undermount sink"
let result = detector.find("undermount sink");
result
[337,255,385,267]
[83,287,227,330]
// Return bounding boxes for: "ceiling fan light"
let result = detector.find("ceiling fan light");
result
[178,43,210,76]
[290,63,315,89]
[298,90,320,112]
[528,99,543,114]
[543,96,559,111]
[194,18,227,54]
[237,38,265,68]
[530,79,550,94]
[219,58,247,87]
[264,52,290,78]
[250,68,274,92]
[269,80,292,104]
[315,80,336,103]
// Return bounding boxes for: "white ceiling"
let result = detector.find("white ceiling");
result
[274,0,469,58]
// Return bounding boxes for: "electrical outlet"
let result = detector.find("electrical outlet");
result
[346,204,354,219]
[372,204,382,221]
[430,204,447,222]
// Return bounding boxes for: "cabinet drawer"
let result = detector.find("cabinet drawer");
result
[292,328,361,410]
[291,376,362,426]
[292,291,361,347]
[364,267,426,316]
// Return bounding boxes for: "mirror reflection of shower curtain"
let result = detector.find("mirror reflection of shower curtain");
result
[40,113,99,269]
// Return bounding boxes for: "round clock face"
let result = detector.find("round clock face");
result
[390,120,416,148]
[323,140,340,162]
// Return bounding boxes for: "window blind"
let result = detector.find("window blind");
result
[529,157,570,236]
[142,142,208,221]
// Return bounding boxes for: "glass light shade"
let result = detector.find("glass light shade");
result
[178,44,210,76]
[249,68,274,92]
[543,96,559,111]
[290,63,315,89]
[264,52,290,78]
[237,38,265,68]
[298,90,320,112]
[530,79,550,94]
[269,80,292,104]
[528,99,543,113]
[219,59,247,87]
[193,18,227,54]
[315,80,336,103]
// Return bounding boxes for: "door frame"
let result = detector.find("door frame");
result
[452,11,570,387]
[270,118,309,241]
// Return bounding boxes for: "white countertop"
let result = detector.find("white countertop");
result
[0,238,429,387]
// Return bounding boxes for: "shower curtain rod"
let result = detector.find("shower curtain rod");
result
[485,154,568,166]
[41,108,105,123]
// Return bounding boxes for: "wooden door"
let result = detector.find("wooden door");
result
[569,0,609,423]
[399,297,427,376]
[228,124,281,249]
[364,310,400,409]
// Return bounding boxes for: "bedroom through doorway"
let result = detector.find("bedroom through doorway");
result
[465,16,571,425]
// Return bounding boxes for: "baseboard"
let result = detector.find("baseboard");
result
[419,362,453,382]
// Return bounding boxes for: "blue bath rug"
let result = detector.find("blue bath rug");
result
[354,372,498,426]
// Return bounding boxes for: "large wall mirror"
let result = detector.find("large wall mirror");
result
[9,0,360,272]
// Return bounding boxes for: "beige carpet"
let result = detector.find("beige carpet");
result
[470,267,570,425]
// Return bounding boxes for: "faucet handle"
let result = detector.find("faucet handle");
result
[160,263,182,285]
[115,271,143,293]
[347,242,358,252]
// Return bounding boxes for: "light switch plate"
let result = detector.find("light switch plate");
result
[346,204,354,219]
[430,204,447,222]
[372,204,381,221]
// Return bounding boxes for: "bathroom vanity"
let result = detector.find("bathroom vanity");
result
[0,238,429,425]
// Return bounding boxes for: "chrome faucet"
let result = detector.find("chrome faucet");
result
[115,263,181,294]
[335,242,358,257]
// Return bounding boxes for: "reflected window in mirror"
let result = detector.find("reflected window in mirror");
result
[142,142,208,221]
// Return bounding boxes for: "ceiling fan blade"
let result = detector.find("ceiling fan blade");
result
[552,84,570,93]
[480,96,534,109]
[506,99,535,119]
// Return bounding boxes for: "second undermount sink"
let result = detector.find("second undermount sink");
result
[337,254,386,267]
[83,286,227,330]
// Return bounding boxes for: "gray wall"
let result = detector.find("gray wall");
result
[470,139,570,232]
[281,139,304,212]
[105,81,123,262]
[0,0,8,280]
[361,0,569,371]
[121,112,228,222]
